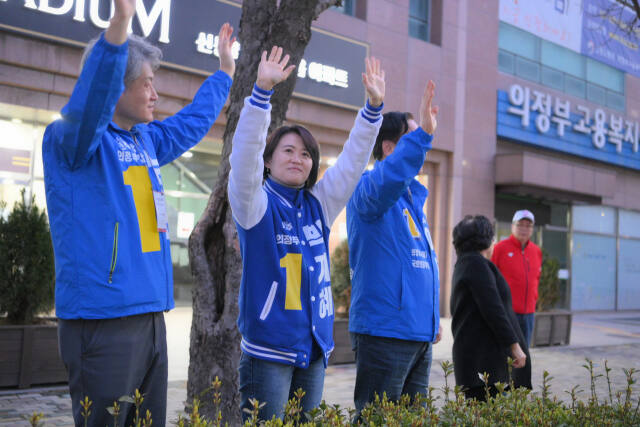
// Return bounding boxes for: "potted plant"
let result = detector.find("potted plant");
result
[0,190,66,388]
[531,251,572,347]
[329,239,354,364]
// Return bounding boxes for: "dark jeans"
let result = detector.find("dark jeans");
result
[58,312,168,427]
[351,332,433,415]
[238,352,325,423]
[516,313,535,347]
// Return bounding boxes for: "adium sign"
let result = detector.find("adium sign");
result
[0,0,366,108]
[0,0,171,42]
[497,84,640,171]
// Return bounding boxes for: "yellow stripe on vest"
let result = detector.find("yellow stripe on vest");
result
[123,165,161,253]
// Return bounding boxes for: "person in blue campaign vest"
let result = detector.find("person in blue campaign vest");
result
[228,46,385,421]
[42,0,235,425]
[347,80,442,417]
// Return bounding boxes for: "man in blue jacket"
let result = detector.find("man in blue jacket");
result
[347,80,441,415]
[42,1,234,425]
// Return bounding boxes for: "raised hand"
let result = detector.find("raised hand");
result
[419,80,439,135]
[113,0,136,20]
[106,0,136,45]
[256,46,296,91]
[362,57,385,108]
[218,23,236,78]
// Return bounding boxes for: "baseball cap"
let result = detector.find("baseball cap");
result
[512,209,535,223]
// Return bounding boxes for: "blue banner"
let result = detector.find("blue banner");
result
[581,0,640,77]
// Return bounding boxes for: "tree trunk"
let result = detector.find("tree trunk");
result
[187,0,339,423]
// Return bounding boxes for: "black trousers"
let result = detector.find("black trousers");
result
[58,312,168,427]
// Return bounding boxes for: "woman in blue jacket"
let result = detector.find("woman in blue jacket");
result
[228,46,385,421]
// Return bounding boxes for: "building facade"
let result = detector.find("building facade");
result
[1,0,638,314]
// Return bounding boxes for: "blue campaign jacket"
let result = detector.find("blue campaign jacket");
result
[347,127,440,342]
[228,92,382,368]
[42,33,231,319]
[236,178,335,368]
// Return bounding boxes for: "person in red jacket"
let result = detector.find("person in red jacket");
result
[491,210,542,346]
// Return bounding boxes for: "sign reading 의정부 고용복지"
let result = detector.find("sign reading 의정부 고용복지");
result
[0,0,367,110]
[496,84,640,170]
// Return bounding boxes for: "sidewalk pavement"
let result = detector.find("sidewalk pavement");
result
[1,309,639,426]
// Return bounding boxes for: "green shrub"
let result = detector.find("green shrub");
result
[0,190,55,324]
[27,359,639,426]
[537,250,561,312]
[330,239,351,318]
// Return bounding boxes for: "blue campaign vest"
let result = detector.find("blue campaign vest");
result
[236,178,335,368]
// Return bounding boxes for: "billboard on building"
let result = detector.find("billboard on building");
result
[500,0,640,78]
[582,0,640,77]
[0,0,368,110]
[499,0,583,51]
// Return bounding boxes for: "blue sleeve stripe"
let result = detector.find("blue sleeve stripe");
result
[361,101,383,123]
[366,100,383,112]
[250,84,273,109]
[253,84,273,96]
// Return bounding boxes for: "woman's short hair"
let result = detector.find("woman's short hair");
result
[82,34,162,87]
[452,215,494,256]
[372,112,409,160]
[263,125,320,189]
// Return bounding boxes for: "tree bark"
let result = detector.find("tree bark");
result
[187,0,339,423]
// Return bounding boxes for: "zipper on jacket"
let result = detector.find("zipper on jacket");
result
[522,248,529,311]
[108,222,119,284]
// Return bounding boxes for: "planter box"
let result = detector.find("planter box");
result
[531,311,572,347]
[329,318,354,365]
[0,323,67,388]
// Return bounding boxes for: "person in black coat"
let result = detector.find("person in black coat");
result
[450,215,532,401]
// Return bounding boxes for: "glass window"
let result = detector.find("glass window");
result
[619,209,640,238]
[549,203,569,228]
[571,233,616,310]
[565,75,586,98]
[587,83,607,105]
[541,66,564,91]
[332,0,355,16]
[498,50,515,74]
[160,163,181,191]
[587,58,624,92]
[409,0,430,41]
[540,40,584,78]
[607,90,626,111]
[572,205,616,234]
[515,56,540,82]
[618,239,640,310]
[498,22,538,60]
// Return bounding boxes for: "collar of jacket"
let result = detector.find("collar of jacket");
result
[108,120,143,137]
[264,177,306,208]
[407,178,429,205]
[509,234,530,250]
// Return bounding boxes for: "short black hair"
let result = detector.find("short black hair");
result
[452,215,494,256]
[372,112,409,160]
[263,125,320,189]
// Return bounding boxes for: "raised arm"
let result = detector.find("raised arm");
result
[311,57,385,225]
[147,23,235,165]
[228,46,295,229]
[350,80,439,220]
[49,0,134,169]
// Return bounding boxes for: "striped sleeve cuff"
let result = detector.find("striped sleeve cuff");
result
[361,100,384,123]
[249,84,274,109]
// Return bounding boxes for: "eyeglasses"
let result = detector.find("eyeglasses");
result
[515,223,534,229]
